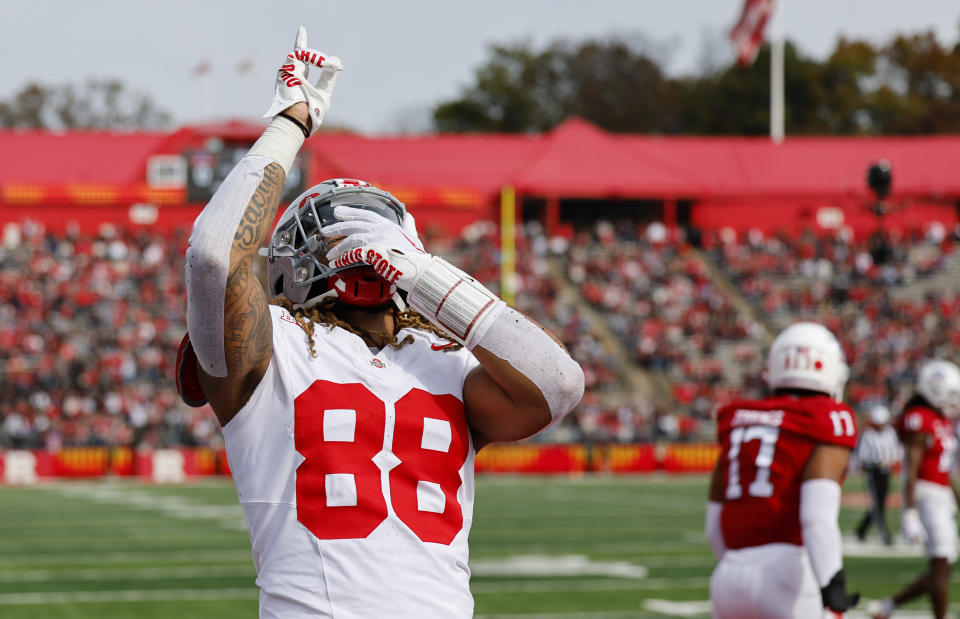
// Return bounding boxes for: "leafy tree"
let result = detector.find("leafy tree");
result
[870,32,960,133]
[434,30,960,136]
[434,39,681,134]
[0,79,170,130]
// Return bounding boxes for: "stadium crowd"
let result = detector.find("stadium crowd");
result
[708,224,960,409]
[0,221,216,451]
[563,219,765,420]
[2,215,958,449]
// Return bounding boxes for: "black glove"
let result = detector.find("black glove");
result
[821,570,860,612]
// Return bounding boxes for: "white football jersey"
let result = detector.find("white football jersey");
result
[222,305,479,618]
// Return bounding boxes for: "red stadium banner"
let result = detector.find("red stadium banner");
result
[53,448,109,477]
[662,444,722,473]
[2,183,185,206]
[217,448,232,476]
[602,444,658,473]
[0,445,729,483]
[474,444,588,474]
[134,448,221,482]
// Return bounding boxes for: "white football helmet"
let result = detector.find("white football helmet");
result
[765,322,849,400]
[916,359,960,417]
[261,178,418,308]
[869,405,890,425]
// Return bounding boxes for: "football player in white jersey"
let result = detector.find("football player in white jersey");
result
[869,360,960,619]
[175,27,584,619]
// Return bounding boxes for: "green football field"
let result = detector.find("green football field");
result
[0,475,954,618]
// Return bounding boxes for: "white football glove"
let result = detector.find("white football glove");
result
[262,26,343,135]
[900,507,926,544]
[323,206,428,291]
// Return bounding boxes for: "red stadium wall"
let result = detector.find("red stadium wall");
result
[0,203,202,234]
[0,444,721,484]
[0,198,489,238]
[692,198,957,237]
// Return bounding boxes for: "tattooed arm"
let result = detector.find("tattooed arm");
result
[196,162,285,425]
[190,103,309,425]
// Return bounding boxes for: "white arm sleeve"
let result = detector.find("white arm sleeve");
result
[186,117,305,377]
[705,501,726,560]
[399,255,583,421]
[800,478,843,588]
[473,304,585,422]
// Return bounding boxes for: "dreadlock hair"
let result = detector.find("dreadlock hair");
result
[272,297,462,358]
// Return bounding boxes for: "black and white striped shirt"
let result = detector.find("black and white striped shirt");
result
[855,426,902,470]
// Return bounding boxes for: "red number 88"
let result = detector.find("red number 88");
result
[294,381,469,545]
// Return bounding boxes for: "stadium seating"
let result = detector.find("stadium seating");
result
[707,225,960,409]
[0,221,214,450]
[2,217,958,449]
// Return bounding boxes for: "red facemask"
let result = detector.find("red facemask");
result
[329,266,394,307]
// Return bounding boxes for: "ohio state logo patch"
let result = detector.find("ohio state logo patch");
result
[370,358,385,369]
[330,178,371,188]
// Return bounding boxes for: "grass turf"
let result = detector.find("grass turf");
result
[0,475,952,618]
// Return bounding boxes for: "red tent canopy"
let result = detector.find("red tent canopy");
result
[1,118,958,235]
[305,132,540,196]
[510,118,699,198]
[0,131,169,184]
[619,134,960,199]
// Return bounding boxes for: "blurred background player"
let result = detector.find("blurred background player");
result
[870,359,960,619]
[853,404,901,545]
[176,27,584,618]
[706,322,860,618]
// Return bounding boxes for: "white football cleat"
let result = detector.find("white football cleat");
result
[865,597,894,618]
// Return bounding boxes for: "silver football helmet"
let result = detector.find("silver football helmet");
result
[916,359,960,417]
[261,178,416,307]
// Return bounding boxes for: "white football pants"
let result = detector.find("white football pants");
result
[710,543,823,619]
[916,479,958,563]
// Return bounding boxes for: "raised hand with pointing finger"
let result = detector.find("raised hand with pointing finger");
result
[263,25,342,135]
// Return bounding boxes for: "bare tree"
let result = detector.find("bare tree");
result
[0,79,171,130]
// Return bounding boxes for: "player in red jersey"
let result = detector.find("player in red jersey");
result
[870,359,960,619]
[706,322,860,618]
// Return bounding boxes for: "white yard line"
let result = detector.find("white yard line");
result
[644,599,712,616]
[841,536,924,558]
[52,486,246,530]
[478,602,960,619]
[472,578,709,594]
[477,613,659,619]
[0,588,258,606]
[0,549,253,565]
[632,556,714,568]
[0,565,253,583]
[471,555,647,579]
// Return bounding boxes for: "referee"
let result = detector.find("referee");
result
[854,405,903,545]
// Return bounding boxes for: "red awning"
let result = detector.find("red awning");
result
[509,118,699,198]
[0,131,170,184]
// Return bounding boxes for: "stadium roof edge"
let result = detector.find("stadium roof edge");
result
[2,117,960,201]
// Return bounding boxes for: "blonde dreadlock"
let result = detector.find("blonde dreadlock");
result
[273,297,462,358]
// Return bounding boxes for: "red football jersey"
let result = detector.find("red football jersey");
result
[716,395,858,549]
[896,405,957,487]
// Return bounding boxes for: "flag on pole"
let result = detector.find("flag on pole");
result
[730,0,774,67]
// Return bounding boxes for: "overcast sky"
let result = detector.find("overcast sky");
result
[4,1,959,135]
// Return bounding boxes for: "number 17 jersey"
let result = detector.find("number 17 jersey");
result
[715,395,858,550]
[221,305,479,618]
